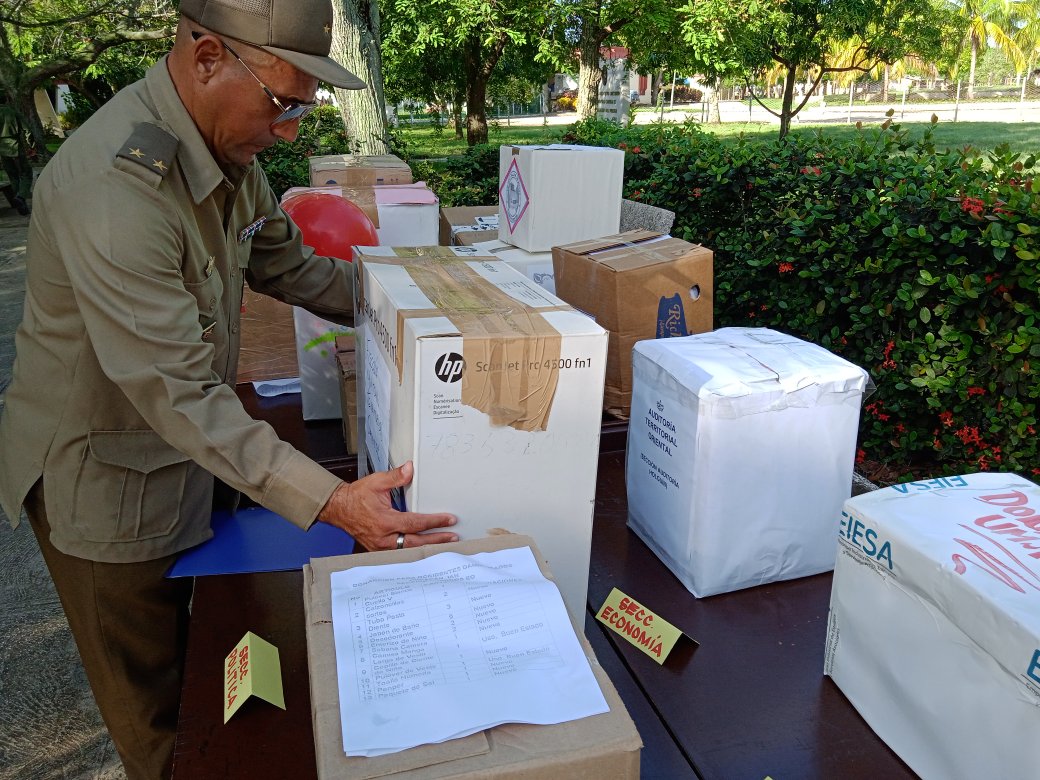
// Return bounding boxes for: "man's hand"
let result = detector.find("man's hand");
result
[317,461,458,551]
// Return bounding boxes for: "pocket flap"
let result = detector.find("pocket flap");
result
[88,430,190,473]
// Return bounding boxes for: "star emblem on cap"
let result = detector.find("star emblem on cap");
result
[152,159,168,172]
[323,23,331,35]
[128,147,144,158]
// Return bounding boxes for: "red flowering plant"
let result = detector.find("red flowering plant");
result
[419,116,1039,481]
[560,114,1039,481]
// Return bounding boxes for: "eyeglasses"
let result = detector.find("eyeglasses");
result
[191,31,317,125]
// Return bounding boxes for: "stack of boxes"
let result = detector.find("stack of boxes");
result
[281,140,1016,778]
[281,156,439,421]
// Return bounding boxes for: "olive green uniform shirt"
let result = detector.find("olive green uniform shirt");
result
[0,58,352,562]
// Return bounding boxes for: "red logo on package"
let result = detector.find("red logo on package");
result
[499,158,529,233]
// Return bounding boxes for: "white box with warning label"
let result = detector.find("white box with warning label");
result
[626,328,869,597]
[826,473,1040,780]
[352,246,608,622]
[498,145,623,253]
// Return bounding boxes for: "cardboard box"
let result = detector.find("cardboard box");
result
[304,533,642,779]
[440,206,499,246]
[335,334,358,454]
[626,328,868,597]
[284,184,440,247]
[498,145,623,252]
[470,239,555,294]
[553,230,713,417]
[353,246,608,622]
[825,473,1040,780]
[309,154,413,187]
[293,307,353,420]
[236,284,299,383]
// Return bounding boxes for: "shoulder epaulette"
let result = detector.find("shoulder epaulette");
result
[115,122,178,181]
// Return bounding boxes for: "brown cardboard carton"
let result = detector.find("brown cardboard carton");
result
[439,206,499,246]
[303,533,642,779]
[553,230,713,417]
[309,154,413,187]
[335,335,358,454]
[237,284,299,383]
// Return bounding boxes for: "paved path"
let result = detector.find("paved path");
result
[0,205,124,780]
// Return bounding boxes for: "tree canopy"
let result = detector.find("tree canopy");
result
[0,0,175,154]
[678,0,963,137]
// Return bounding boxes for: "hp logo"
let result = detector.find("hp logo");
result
[434,352,465,383]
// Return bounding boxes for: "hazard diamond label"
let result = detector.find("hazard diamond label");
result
[499,158,529,233]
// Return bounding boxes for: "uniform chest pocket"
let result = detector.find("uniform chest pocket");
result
[184,263,224,323]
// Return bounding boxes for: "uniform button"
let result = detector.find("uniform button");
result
[208,297,217,308]
[231,323,239,334]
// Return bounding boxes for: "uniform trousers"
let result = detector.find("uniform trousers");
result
[25,480,194,780]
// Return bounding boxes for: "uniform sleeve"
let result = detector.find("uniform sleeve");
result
[242,166,356,325]
[49,166,341,528]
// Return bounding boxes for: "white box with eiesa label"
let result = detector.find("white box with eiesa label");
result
[352,246,608,622]
[825,472,1040,780]
[498,144,623,252]
[626,327,869,597]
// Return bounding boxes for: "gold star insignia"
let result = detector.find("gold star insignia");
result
[323,23,331,35]
[128,147,144,158]
[152,159,167,172]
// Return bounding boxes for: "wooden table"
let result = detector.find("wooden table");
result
[172,387,916,779]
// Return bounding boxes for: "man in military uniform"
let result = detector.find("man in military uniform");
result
[0,1,457,777]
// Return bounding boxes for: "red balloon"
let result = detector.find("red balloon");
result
[283,192,379,261]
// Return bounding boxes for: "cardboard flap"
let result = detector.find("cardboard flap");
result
[558,230,664,256]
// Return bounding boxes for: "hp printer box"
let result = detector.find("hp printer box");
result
[352,246,608,622]
[826,472,1040,780]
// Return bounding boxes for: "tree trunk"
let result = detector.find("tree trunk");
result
[882,64,890,102]
[462,37,489,145]
[576,30,604,119]
[330,0,389,154]
[461,33,508,146]
[708,78,721,124]
[452,88,465,139]
[779,66,798,139]
[968,34,979,100]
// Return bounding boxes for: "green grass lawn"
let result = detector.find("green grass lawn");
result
[706,120,1040,155]
[400,118,1039,158]
[399,124,562,158]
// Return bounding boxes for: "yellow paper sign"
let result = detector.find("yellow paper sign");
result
[223,631,286,724]
[595,588,684,665]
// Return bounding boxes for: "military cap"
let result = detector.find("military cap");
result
[179,0,366,90]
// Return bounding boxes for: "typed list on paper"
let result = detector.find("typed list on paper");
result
[329,547,608,757]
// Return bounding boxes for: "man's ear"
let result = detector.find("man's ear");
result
[191,34,226,84]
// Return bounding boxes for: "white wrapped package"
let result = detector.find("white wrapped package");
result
[825,472,1040,780]
[626,327,868,597]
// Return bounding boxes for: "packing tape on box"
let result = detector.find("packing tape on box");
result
[336,187,381,227]
[688,340,870,419]
[362,248,570,431]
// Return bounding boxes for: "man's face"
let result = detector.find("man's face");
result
[207,46,319,168]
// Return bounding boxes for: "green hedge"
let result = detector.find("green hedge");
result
[257,105,357,197]
[563,117,1040,478]
[417,119,1039,478]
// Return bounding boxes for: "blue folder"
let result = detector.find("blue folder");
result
[166,506,355,577]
